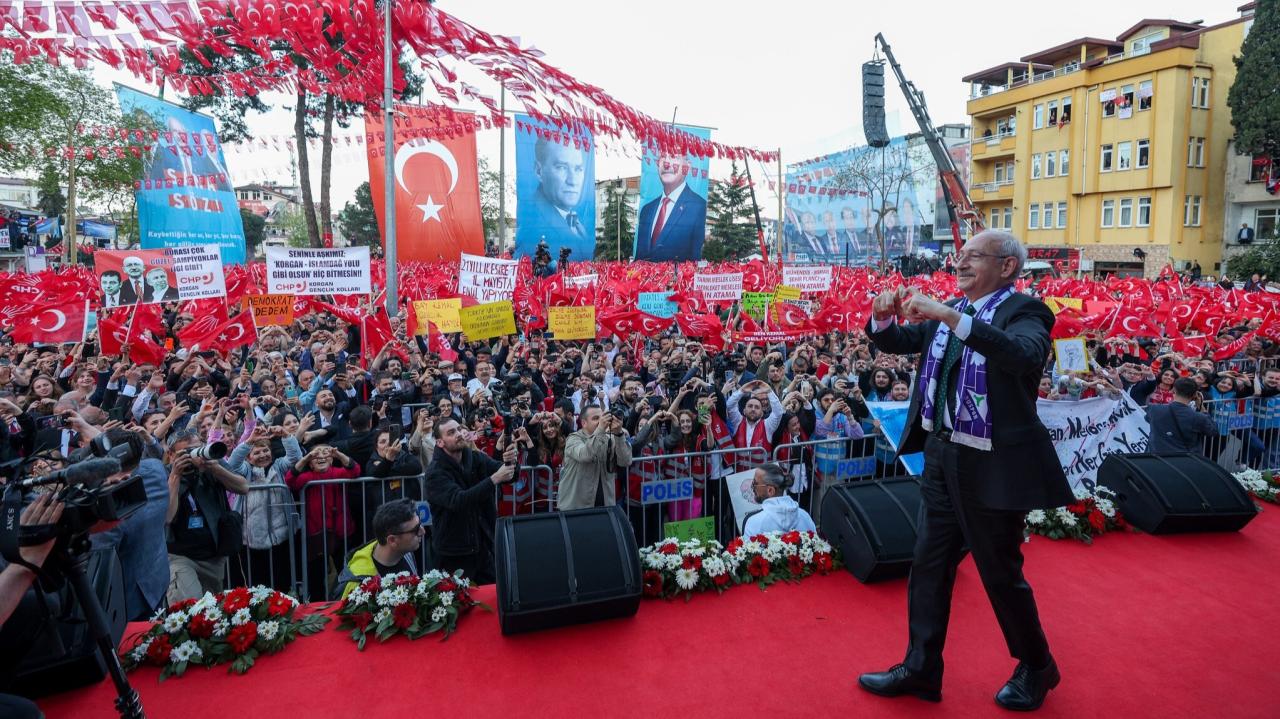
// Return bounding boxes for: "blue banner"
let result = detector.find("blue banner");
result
[514,115,596,265]
[785,136,936,266]
[866,401,924,476]
[634,124,711,262]
[115,86,246,264]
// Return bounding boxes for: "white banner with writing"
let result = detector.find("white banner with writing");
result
[169,244,226,300]
[1039,394,1149,492]
[782,264,833,293]
[693,272,744,302]
[265,246,371,297]
[458,253,518,303]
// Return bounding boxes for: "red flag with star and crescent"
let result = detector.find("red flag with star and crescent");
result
[8,301,88,344]
[366,107,484,263]
[183,312,257,354]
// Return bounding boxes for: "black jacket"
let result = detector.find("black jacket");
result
[867,291,1073,511]
[425,445,501,559]
[1145,402,1217,454]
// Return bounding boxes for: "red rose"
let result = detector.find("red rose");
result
[187,613,215,639]
[781,530,802,545]
[221,587,251,614]
[266,593,293,618]
[352,611,373,631]
[392,603,417,629]
[748,555,771,579]
[787,555,806,576]
[642,570,664,598]
[681,555,702,571]
[658,543,679,555]
[814,552,833,574]
[712,573,731,587]
[1088,510,1106,532]
[146,634,172,665]
[227,622,258,654]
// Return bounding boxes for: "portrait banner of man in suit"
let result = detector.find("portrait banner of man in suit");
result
[96,246,227,306]
[633,123,711,262]
[514,114,596,262]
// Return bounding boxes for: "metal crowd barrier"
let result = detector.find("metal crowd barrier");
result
[498,465,555,516]
[226,482,302,598]
[1198,397,1280,473]
[770,434,907,525]
[624,445,769,548]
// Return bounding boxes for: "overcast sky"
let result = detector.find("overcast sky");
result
[101,0,1246,210]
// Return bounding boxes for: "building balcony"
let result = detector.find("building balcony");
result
[967,63,1081,99]
[972,133,1017,159]
[971,180,1015,202]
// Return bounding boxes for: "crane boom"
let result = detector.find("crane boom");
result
[873,33,984,251]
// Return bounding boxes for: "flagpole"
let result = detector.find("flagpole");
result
[497,85,507,254]
[383,0,399,318]
[121,304,138,363]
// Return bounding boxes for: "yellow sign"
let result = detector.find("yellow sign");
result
[549,305,596,340]
[459,300,517,341]
[413,298,462,335]
[245,294,294,327]
[773,285,801,302]
[1044,296,1083,315]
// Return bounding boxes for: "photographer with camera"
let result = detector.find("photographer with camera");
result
[163,428,247,603]
[559,406,632,511]
[0,493,63,719]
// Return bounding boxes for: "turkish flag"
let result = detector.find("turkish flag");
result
[362,309,397,362]
[1106,306,1162,339]
[185,312,257,353]
[366,107,485,263]
[8,301,88,344]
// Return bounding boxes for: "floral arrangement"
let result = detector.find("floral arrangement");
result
[122,587,329,680]
[1025,486,1127,544]
[640,531,838,601]
[335,569,484,649]
[1234,469,1280,504]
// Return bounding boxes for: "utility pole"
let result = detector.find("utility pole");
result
[66,128,78,265]
[382,0,398,315]
[776,149,783,262]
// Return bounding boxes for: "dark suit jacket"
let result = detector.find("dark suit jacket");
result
[120,279,143,304]
[867,291,1073,511]
[526,191,589,253]
[143,285,179,303]
[1238,227,1255,242]
[636,186,706,262]
[1145,402,1217,454]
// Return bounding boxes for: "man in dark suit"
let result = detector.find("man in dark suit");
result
[858,229,1072,711]
[120,255,146,304]
[1237,223,1255,244]
[635,152,706,261]
[838,206,863,261]
[142,268,179,303]
[786,210,827,263]
[525,138,590,256]
[1145,378,1217,454]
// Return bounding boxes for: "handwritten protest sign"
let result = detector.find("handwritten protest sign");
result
[459,300,517,340]
[694,272,744,301]
[458,253,518,303]
[549,305,596,340]
[638,292,677,318]
[413,298,462,334]
[265,246,370,296]
[246,294,294,326]
[773,284,802,302]
[782,265,833,293]
[740,292,772,320]
[1040,394,1148,492]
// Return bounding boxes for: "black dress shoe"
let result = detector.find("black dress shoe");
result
[858,664,942,702]
[995,659,1060,711]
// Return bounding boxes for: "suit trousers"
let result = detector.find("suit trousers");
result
[903,433,1052,678]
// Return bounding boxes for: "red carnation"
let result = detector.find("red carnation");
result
[725,539,743,555]
[814,552,833,574]
[642,570,664,598]
[712,573,731,587]
[392,603,417,629]
[226,622,258,654]
[167,597,197,614]
[681,555,703,571]
[658,543,679,555]
[266,593,293,618]
[352,611,373,631]
[1066,502,1086,514]
[1088,510,1107,532]
[437,579,458,593]
[362,577,381,593]
[748,555,771,579]
[781,530,802,545]
[750,534,769,545]
[787,555,806,576]
[394,575,419,587]
[187,613,215,639]
[221,587,251,614]
[146,634,173,665]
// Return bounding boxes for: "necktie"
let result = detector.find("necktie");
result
[566,211,583,239]
[933,304,977,430]
[650,197,671,248]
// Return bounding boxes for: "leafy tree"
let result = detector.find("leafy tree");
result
[240,208,267,258]
[337,181,381,249]
[1229,0,1280,156]
[476,156,512,253]
[704,162,758,262]
[1226,241,1280,281]
[277,205,312,248]
[36,164,66,220]
[595,182,634,261]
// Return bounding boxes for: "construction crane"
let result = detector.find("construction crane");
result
[873,33,983,252]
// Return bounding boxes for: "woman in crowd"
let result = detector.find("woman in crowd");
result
[226,424,302,591]
[284,444,361,601]
[1130,367,1178,406]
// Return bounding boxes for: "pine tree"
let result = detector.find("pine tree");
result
[595,182,634,261]
[704,162,758,261]
[1229,0,1280,156]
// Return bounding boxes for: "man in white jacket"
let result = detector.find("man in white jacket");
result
[743,463,816,535]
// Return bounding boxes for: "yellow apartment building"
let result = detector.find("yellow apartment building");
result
[961,4,1258,277]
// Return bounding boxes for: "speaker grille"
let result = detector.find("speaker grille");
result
[862,61,890,148]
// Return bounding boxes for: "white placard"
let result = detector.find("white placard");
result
[693,272,744,302]
[0,228,10,250]
[169,244,226,300]
[265,246,371,297]
[458,252,518,303]
[565,273,598,288]
[782,264,833,293]
[1039,394,1149,492]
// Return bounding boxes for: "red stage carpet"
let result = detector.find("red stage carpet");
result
[40,509,1280,719]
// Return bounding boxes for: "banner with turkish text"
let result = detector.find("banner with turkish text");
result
[95,247,226,306]
[634,124,711,262]
[115,86,246,264]
[366,107,484,263]
[1039,394,1149,492]
[514,114,596,264]
[458,253,518,303]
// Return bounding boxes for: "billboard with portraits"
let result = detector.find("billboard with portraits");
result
[513,115,596,265]
[95,247,226,307]
[633,124,711,262]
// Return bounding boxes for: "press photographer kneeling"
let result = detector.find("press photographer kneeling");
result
[162,429,248,604]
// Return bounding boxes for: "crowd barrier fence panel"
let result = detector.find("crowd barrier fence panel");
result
[625,446,770,548]
[226,483,302,598]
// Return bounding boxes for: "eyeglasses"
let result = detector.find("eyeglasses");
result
[955,251,1012,263]
[393,523,424,536]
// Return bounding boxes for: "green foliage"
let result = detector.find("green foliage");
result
[36,164,66,219]
[595,182,634,261]
[1226,240,1280,280]
[1229,0,1280,156]
[277,205,314,248]
[704,162,758,262]
[477,157,511,252]
[240,208,267,257]
[337,182,381,249]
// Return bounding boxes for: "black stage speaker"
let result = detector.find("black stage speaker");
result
[821,478,923,583]
[862,61,891,148]
[1098,453,1258,534]
[495,505,641,635]
[8,547,127,698]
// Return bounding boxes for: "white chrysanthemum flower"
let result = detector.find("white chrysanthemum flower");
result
[415,581,431,597]
[431,607,447,622]
[130,639,152,662]
[681,541,707,557]
[347,588,369,606]
[703,556,726,577]
[201,607,223,623]
[1026,509,1047,525]
[424,569,447,581]
[674,568,699,590]
[742,540,762,554]
[258,620,280,642]
[644,553,666,570]
[163,613,186,634]
[1055,508,1077,526]
[439,591,454,607]
[231,608,251,626]
[150,606,167,622]
[457,576,471,589]
[1234,469,1263,483]
[1093,499,1116,518]
[171,640,202,663]
[799,548,814,563]
[373,608,391,624]
[1072,486,1092,500]
[813,539,832,554]
[213,620,229,637]
[664,554,683,571]
[761,546,781,562]
[250,586,273,606]
[376,586,410,607]
[192,592,217,613]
